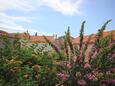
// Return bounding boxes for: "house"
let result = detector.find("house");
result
[0,30,8,36]
[0,29,115,52]
[73,30,115,45]
[0,29,56,51]
[7,32,30,40]
[53,36,74,50]
[29,36,55,51]
[30,36,54,43]
[72,30,115,62]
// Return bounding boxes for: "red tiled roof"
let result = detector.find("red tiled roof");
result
[7,32,30,39]
[0,30,114,44]
[30,36,54,43]
[0,30,8,36]
[73,30,115,44]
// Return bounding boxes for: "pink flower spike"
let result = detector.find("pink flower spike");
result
[56,72,69,81]
[73,55,77,63]
[78,80,86,85]
[84,63,91,69]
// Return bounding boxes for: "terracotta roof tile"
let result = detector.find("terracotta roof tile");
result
[73,30,115,44]
[0,30,8,35]
[30,36,54,43]
[7,33,30,39]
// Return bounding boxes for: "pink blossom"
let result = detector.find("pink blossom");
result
[73,55,77,63]
[85,49,90,62]
[112,53,115,58]
[63,48,67,55]
[57,72,69,81]
[111,79,115,83]
[92,51,97,59]
[100,80,115,85]
[54,61,72,69]
[109,42,115,48]
[78,80,86,86]
[92,69,99,76]
[84,63,91,69]
[63,61,72,69]
[86,73,96,80]
[111,67,115,72]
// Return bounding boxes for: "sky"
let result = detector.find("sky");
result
[0,0,115,37]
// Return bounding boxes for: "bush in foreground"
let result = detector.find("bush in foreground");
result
[0,20,115,86]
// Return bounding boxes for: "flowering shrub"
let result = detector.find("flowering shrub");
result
[45,20,115,86]
[0,20,115,86]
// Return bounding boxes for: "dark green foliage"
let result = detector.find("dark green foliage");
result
[79,21,85,50]
[66,27,74,54]
[43,35,63,60]
[95,19,112,49]
[0,20,114,86]
[64,34,69,57]
[84,34,92,52]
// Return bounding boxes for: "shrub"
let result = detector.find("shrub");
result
[0,20,114,86]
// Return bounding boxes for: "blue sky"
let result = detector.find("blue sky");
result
[0,0,115,37]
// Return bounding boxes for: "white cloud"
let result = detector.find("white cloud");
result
[38,0,83,15]
[0,0,35,12]
[0,12,37,34]
[0,0,84,35]
[0,0,83,15]
[0,12,32,23]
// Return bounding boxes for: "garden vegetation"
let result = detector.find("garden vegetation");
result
[0,20,115,86]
